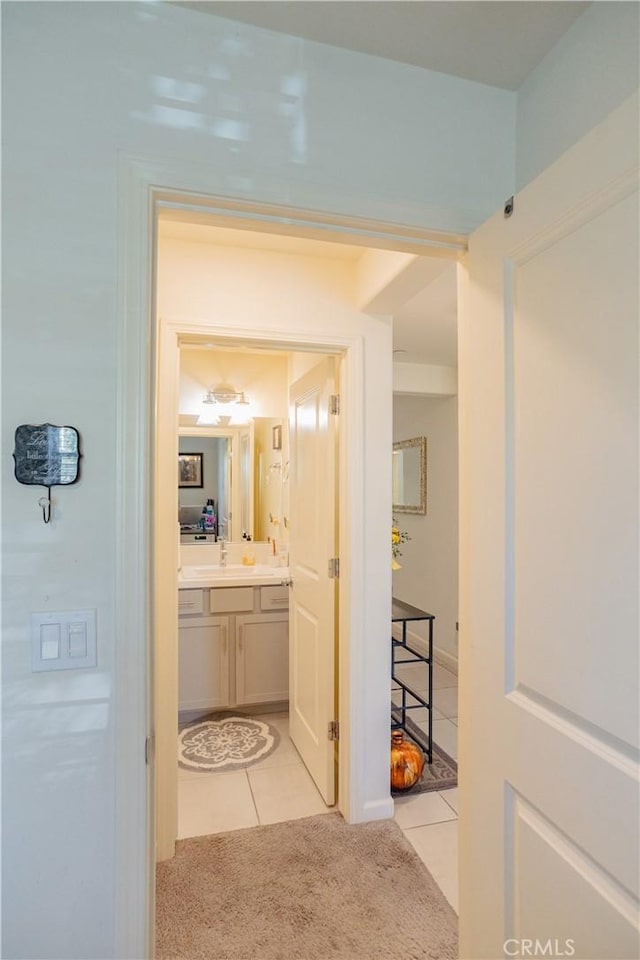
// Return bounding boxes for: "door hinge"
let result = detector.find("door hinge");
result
[145,734,154,765]
[329,394,340,415]
[328,720,340,741]
[328,557,340,579]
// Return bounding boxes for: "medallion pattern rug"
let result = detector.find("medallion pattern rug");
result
[156,812,458,960]
[179,714,279,772]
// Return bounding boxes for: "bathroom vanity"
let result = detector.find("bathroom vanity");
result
[178,568,289,717]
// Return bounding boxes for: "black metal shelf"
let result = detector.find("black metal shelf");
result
[391,598,434,764]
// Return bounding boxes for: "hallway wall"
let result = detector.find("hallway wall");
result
[393,395,459,664]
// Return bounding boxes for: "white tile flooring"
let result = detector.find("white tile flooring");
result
[177,664,459,914]
[178,713,329,839]
[392,662,459,912]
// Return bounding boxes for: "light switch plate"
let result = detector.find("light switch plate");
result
[40,622,61,660]
[31,609,97,672]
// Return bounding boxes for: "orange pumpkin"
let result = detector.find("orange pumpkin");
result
[390,730,425,790]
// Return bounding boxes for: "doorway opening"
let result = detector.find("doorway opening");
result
[173,332,340,841]
[153,213,380,862]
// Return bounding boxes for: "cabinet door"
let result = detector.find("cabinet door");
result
[178,616,229,712]
[235,613,289,706]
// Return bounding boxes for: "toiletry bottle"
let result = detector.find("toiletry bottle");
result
[205,498,215,530]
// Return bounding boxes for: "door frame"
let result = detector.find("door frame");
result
[156,319,354,866]
[114,154,466,957]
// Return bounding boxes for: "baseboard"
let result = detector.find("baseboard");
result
[358,796,395,822]
[433,646,458,675]
[392,624,458,676]
[179,701,289,725]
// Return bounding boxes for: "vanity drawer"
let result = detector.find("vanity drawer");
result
[178,589,205,616]
[210,586,255,614]
[260,585,289,611]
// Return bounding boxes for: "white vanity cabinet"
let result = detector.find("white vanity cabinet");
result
[178,583,289,715]
[235,593,289,705]
[178,615,229,712]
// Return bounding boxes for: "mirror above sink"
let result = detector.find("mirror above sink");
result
[179,416,287,545]
[178,342,290,547]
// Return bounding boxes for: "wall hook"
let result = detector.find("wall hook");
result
[39,488,52,524]
[13,424,81,526]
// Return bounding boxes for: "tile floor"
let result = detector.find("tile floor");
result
[392,662,459,912]
[178,712,328,839]
[178,664,459,913]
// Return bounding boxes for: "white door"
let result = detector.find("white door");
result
[458,95,639,959]
[288,357,338,805]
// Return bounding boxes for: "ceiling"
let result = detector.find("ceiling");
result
[173,1,589,90]
[392,264,458,366]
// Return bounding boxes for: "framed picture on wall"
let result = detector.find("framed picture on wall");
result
[272,425,282,450]
[178,452,203,488]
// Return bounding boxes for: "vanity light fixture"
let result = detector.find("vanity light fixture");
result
[202,384,250,406]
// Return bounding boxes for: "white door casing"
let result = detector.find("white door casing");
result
[288,357,338,805]
[458,93,639,959]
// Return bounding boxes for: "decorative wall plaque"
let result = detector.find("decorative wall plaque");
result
[13,424,81,522]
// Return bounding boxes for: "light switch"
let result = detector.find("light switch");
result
[68,622,87,658]
[31,609,97,672]
[40,623,61,660]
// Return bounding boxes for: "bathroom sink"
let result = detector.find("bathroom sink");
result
[179,564,290,587]
[183,564,273,578]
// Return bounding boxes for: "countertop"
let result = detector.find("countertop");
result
[179,564,291,589]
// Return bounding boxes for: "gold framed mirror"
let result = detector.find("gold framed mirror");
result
[392,436,427,515]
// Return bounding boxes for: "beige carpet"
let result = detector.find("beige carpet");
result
[156,812,458,960]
